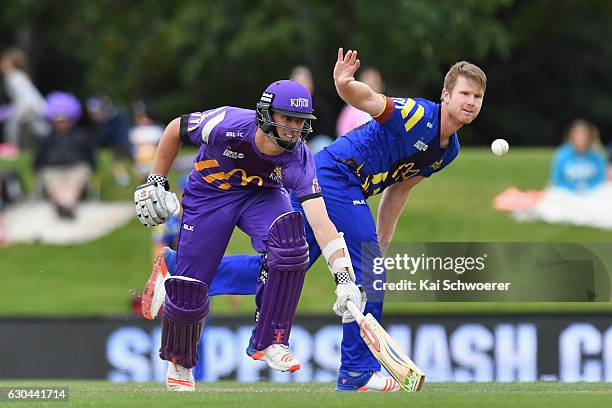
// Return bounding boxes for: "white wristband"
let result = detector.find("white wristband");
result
[322,233,347,262]
[321,233,355,282]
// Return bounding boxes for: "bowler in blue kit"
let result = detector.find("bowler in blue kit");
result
[147,48,487,392]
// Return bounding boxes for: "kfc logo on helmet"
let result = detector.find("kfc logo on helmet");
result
[290,98,309,108]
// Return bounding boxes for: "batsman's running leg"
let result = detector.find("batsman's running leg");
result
[141,249,260,320]
[160,277,209,391]
[237,189,309,372]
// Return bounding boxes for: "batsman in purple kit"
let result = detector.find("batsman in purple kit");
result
[142,48,487,392]
[134,80,365,392]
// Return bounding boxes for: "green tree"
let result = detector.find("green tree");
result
[11,0,608,148]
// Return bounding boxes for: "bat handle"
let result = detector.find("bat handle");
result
[345,300,365,322]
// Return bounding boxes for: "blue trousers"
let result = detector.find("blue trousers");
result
[169,150,383,372]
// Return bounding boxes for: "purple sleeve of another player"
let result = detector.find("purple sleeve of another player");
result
[178,107,227,146]
[284,146,322,202]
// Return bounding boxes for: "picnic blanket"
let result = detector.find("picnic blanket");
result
[0,201,134,245]
[494,183,612,230]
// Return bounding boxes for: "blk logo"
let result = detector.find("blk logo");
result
[183,223,194,231]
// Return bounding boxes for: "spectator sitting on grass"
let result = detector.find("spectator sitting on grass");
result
[551,119,606,192]
[34,92,96,219]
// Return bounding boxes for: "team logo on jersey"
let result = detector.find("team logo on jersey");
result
[290,98,309,108]
[225,131,243,138]
[311,178,321,194]
[431,159,444,170]
[223,147,245,159]
[225,169,263,187]
[269,166,283,184]
[413,140,428,151]
[194,160,263,190]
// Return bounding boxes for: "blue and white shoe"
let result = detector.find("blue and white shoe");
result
[336,370,400,392]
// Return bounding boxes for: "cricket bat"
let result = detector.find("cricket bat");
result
[346,300,425,392]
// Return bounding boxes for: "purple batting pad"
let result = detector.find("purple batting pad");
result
[250,212,309,350]
[159,278,209,368]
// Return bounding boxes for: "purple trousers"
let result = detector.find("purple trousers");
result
[176,182,293,284]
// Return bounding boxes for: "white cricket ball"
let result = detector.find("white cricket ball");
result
[491,139,509,156]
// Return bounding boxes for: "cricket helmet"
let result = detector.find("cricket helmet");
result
[256,80,316,151]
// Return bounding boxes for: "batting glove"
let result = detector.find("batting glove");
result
[134,174,180,227]
[333,273,367,323]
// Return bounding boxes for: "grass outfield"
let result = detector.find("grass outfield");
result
[1,381,611,407]
[2,148,612,315]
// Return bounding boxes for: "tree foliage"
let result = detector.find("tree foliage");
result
[1,0,610,145]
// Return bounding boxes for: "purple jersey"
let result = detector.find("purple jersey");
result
[179,107,321,200]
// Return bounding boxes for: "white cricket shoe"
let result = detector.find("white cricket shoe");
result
[166,359,195,392]
[142,247,169,320]
[250,344,300,372]
[360,371,400,392]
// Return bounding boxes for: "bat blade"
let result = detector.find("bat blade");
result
[347,301,425,392]
[361,313,425,392]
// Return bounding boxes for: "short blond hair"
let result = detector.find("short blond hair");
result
[443,61,486,93]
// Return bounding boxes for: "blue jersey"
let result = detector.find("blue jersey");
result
[551,143,606,191]
[325,97,460,197]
